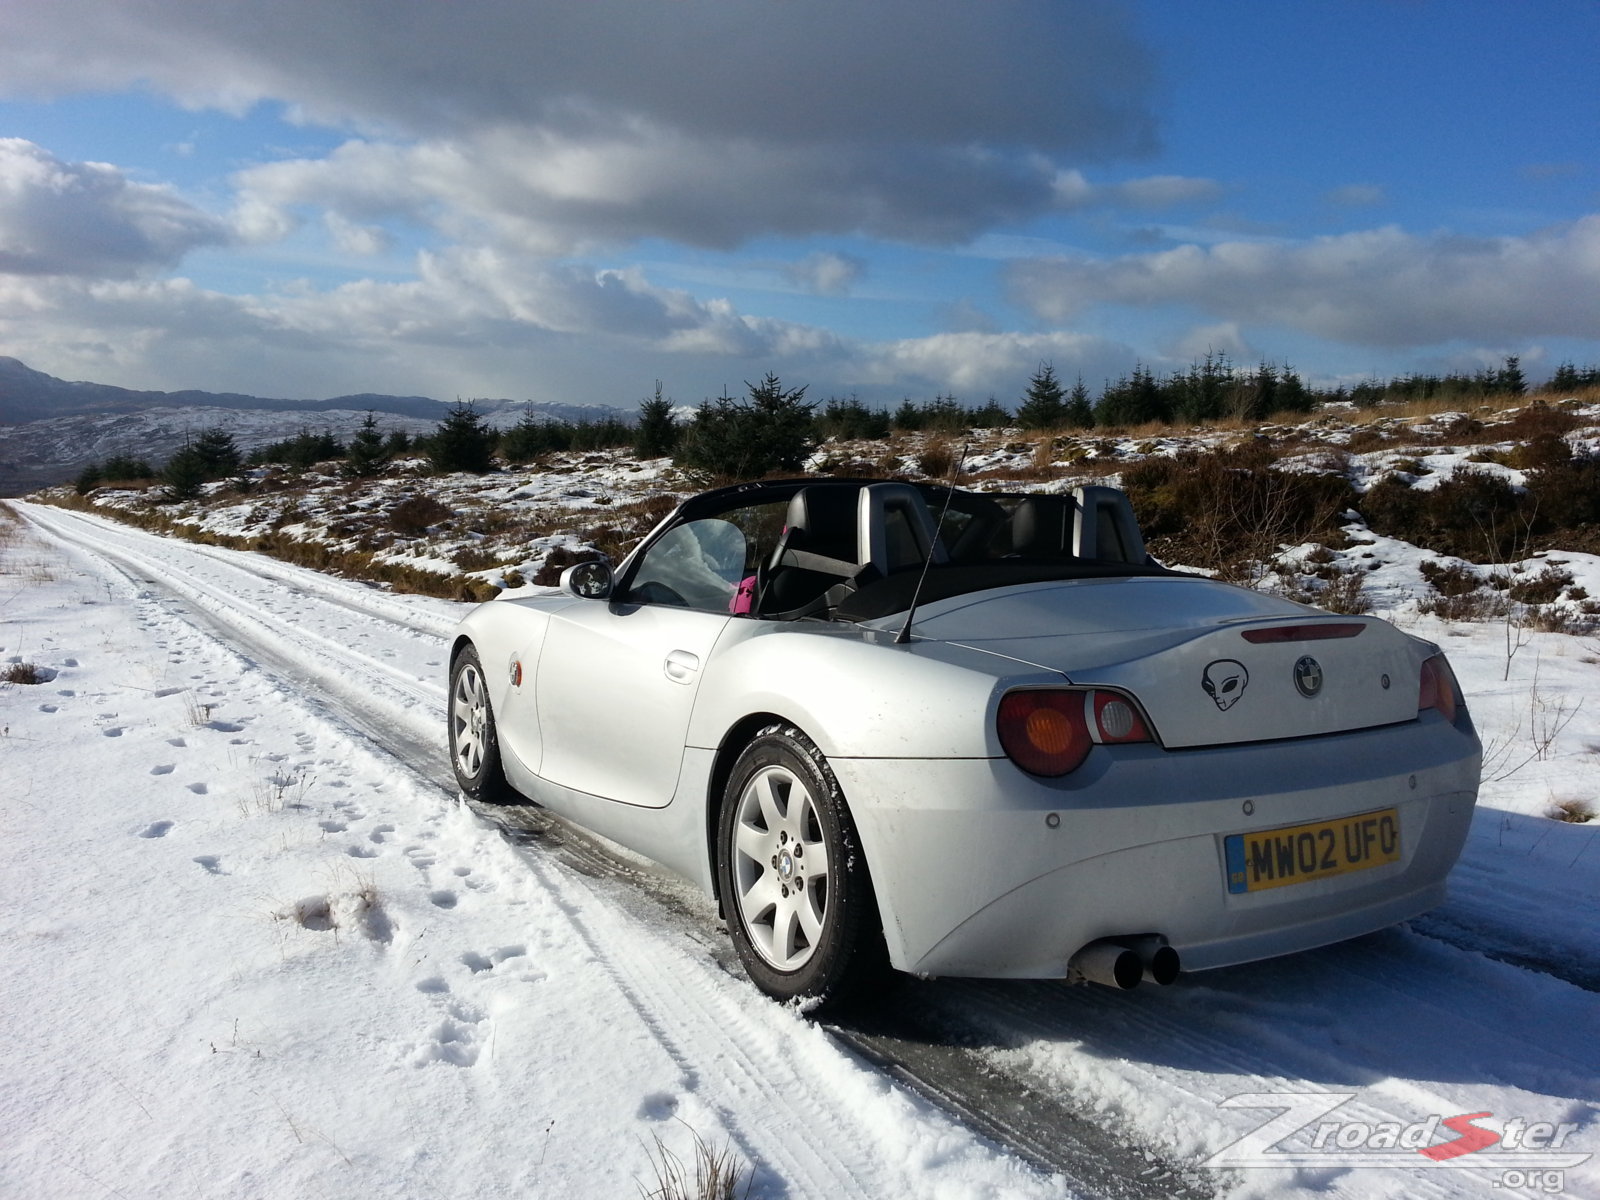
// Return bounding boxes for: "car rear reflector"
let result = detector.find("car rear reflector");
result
[998,689,1153,777]
[1240,623,1366,643]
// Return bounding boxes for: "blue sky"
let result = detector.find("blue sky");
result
[0,0,1595,411]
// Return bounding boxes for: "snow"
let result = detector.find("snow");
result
[0,504,1064,1199]
[4,488,1599,1199]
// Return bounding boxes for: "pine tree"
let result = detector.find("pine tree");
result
[1498,355,1527,397]
[1063,375,1094,429]
[162,443,209,501]
[891,398,923,431]
[634,382,678,458]
[970,397,1013,429]
[343,413,390,478]
[673,374,815,479]
[192,427,241,479]
[428,402,497,474]
[1016,362,1067,430]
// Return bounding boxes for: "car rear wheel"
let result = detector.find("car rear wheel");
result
[449,645,512,803]
[717,725,887,1009]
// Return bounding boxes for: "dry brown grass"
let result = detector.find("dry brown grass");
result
[637,1124,753,1200]
[1550,799,1596,824]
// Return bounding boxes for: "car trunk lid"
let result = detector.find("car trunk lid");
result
[896,575,1429,748]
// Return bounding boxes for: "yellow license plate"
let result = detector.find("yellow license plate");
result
[1225,808,1400,894]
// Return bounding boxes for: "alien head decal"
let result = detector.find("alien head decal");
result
[1202,659,1249,711]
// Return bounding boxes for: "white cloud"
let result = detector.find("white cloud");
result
[1167,321,1255,363]
[1052,169,1223,211]
[860,330,1130,396]
[783,252,864,296]
[230,126,1073,256]
[1008,217,1600,347]
[1325,183,1386,208]
[0,259,1135,411]
[0,139,228,277]
[323,213,391,257]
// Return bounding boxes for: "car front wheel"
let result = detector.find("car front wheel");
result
[717,724,887,1009]
[448,645,512,803]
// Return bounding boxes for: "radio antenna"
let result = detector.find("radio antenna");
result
[896,440,968,645]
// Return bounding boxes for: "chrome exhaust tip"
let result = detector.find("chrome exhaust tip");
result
[1068,941,1143,990]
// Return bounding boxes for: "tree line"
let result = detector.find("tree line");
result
[73,353,1599,495]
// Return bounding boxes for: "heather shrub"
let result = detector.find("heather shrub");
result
[388,494,453,536]
[1120,442,1356,576]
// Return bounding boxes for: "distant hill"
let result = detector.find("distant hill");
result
[0,356,633,495]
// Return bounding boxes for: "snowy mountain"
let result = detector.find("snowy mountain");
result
[0,356,633,494]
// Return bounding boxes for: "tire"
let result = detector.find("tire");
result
[448,645,513,803]
[716,725,888,1009]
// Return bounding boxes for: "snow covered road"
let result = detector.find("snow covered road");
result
[4,502,1598,1200]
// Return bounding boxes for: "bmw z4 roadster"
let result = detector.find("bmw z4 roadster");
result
[448,478,1481,1007]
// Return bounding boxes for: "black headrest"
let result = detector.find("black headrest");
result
[784,486,861,561]
[1008,496,1071,557]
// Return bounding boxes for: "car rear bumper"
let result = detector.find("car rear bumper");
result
[834,713,1480,979]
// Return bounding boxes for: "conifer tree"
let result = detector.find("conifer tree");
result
[344,413,390,478]
[634,382,679,458]
[1016,362,1067,430]
[1063,375,1094,428]
[428,402,497,474]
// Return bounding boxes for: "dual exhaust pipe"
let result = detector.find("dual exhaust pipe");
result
[1068,936,1180,990]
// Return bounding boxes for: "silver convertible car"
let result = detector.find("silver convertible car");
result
[447,478,1481,1007]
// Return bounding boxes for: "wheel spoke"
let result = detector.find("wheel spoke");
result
[771,893,803,965]
[754,771,786,831]
[735,818,771,864]
[795,883,825,947]
[738,871,780,926]
[797,830,829,879]
[456,729,480,774]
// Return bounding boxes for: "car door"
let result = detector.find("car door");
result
[534,517,747,809]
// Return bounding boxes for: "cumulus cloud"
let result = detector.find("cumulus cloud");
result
[0,139,228,278]
[1008,217,1600,347]
[230,127,1069,253]
[783,252,864,296]
[860,330,1130,396]
[0,243,842,397]
[1052,169,1223,210]
[2,2,1160,252]
[1,258,1133,412]
[1167,321,1255,363]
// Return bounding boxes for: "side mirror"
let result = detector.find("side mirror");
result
[559,560,613,600]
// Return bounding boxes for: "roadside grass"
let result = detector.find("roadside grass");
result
[637,1124,753,1200]
[1550,799,1596,824]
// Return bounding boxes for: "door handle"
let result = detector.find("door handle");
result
[663,649,700,683]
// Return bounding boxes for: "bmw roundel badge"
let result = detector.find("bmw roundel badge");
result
[1293,655,1323,698]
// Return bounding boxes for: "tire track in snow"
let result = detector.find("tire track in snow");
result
[20,504,451,768]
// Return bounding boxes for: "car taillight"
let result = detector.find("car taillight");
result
[1417,654,1459,724]
[997,689,1153,777]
